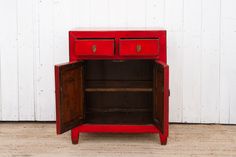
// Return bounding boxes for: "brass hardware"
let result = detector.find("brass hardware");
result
[92,45,96,53]
[136,44,142,53]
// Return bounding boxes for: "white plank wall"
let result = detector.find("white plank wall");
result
[17,0,36,120]
[0,0,19,120]
[0,0,236,124]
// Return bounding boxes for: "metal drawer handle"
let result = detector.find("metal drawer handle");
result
[92,45,96,53]
[136,44,142,53]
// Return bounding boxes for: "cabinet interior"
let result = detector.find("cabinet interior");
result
[84,60,154,124]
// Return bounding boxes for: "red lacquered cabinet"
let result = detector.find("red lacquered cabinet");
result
[55,30,169,145]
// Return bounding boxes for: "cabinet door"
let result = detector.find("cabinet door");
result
[55,61,84,134]
[153,61,169,135]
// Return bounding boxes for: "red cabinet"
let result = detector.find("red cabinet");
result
[55,30,169,145]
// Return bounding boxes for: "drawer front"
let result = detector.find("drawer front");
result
[75,39,114,56]
[119,39,159,56]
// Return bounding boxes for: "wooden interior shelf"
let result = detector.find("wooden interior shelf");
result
[85,88,153,92]
[86,108,152,113]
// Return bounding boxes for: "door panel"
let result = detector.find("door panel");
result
[153,61,169,135]
[55,61,84,134]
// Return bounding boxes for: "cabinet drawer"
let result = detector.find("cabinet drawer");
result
[119,39,159,56]
[75,39,114,56]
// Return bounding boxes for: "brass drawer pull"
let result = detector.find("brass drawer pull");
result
[136,44,142,53]
[92,45,96,53]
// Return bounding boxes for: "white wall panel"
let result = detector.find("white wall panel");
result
[36,0,55,121]
[220,0,236,124]
[90,0,110,27]
[109,0,127,27]
[146,0,165,27]
[17,0,36,120]
[126,0,146,27]
[0,0,236,124]
[53,0,72,64]
[182,0,202,123]
[200,0,221,123]
[71,0,91,27]
[165,0,184,122]
[0,0,19,120]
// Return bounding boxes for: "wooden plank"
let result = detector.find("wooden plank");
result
[109,0,127,27]
[35,0,55,121]
[126,0,146,27]
[90,0,110,27]
[167,32,183,123]
[200,0,220,123]
[146,0,165,27]
[17,0,36,120]
[1,123,236,156]
[71,0,90,27]
[85,88,153,92]
[165,0,184,122]
[165,0,183,32]
[0,0,236,124]
[0,47,1,120]
[53,0,71,64]
[220,0,236,124]
[0,0,19,120]
[182,0,202,123]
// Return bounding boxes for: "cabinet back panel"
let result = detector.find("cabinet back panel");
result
[84,60,154,124]
[86,80,153,88]
[86,111,152,124]
[85,60,153,81]
[85,92,153,124]
[86,92,152,109]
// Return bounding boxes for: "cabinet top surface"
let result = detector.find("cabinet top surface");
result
[70,27,166,32]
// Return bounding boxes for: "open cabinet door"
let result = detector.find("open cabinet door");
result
[153,60,169,136]
[55,61,84,134]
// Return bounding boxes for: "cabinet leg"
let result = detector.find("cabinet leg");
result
[71,128,79,144]
[159,134,167,145]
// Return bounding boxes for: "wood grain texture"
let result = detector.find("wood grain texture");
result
[0,0,236,124]
[55,62,84,134]
[0,123,236,157]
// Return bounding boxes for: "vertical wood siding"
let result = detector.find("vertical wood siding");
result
[0,0,235,123]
